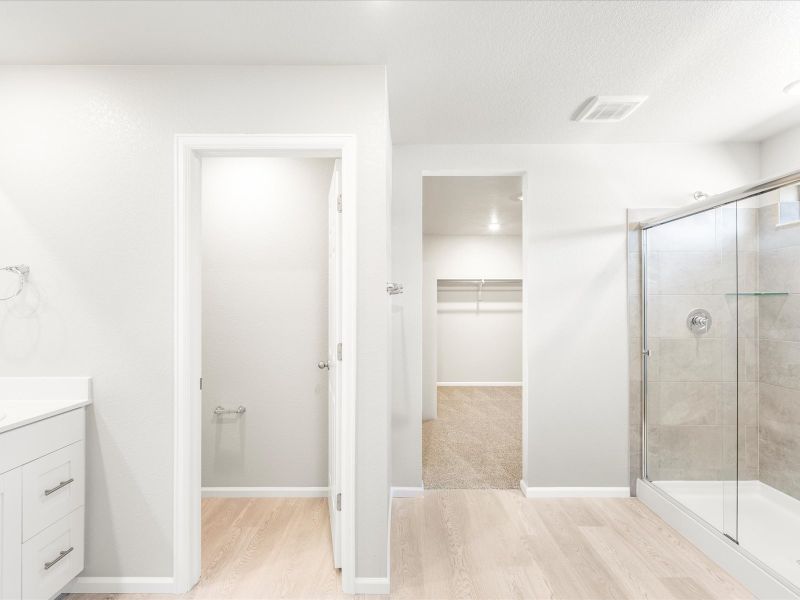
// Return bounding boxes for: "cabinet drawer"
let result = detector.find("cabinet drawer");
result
[22,507,83,600]
[0,409,84,475]
[22,441,84,541]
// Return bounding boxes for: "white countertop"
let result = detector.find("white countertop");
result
[0,377,92,434]
[0,397,92,434]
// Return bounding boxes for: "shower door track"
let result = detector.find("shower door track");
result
[640,168,800,230]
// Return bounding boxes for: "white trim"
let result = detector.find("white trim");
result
[437,381,522,387]
[353,577,390,595]
[520,172,530,484]
[637,479,799,599]
[201,486,328,498]
[391,485,425,498]
[520,480,630,498]
[421,169,527,177]
[66,577,176,594]
[174,134,358,595]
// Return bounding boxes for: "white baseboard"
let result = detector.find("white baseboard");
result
[66,576,176,593]
[201,486,328,498]
[520,480,629,498]
[637,479,796,599]
[391,484,424,498]
[354,576,390,594]
[437,381,522,387]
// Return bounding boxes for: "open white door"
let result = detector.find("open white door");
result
[327,159,343,568]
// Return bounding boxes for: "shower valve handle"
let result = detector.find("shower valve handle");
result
[686,309,712,334]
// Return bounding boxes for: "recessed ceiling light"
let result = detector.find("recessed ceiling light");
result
[784,80,800,95]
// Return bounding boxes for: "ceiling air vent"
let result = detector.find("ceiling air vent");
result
[575,96,648,123]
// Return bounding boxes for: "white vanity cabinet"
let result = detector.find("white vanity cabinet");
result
[0,469,22,599]
[0,378,90,600]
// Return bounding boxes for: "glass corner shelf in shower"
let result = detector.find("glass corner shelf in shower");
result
[724,292,789,296]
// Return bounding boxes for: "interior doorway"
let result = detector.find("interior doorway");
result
[173,135,356,594]
[421,175,525,489]
[200,156,334,498]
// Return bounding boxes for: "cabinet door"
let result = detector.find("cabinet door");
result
[22,441,84,541]
[0,469,22,600]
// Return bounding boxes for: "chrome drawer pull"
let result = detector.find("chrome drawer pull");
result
[44,478,74,496]
[213,406,246,416]
[44,546,74,570]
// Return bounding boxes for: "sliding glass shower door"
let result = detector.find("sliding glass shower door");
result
[642,180,800,591]
[642,203,740,542]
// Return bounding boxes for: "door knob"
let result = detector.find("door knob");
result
[318,361,330,370]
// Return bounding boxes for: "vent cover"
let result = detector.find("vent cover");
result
[575,96,648,123]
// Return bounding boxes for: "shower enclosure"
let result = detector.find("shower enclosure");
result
[636,171,800,594]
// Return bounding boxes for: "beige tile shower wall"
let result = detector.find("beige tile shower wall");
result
[758,199,800,500]
[642,207,760,483]
[736,205,760,483]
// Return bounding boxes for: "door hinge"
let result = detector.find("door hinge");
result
[337,342,342,361]
[336,492,342,511]
[199,377,203,390]
[337,193,342,213]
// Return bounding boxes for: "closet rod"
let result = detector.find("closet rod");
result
[437,278,521,285]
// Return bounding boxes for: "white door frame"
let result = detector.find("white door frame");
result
[420,169,529,486]
[173,134,357,594]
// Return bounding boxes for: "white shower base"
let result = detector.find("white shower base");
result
[652,479,800,595]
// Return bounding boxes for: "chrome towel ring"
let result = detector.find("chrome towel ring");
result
[0,265,29,301]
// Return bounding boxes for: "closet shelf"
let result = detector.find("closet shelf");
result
[438,278,521,285]
[724,292,789,296]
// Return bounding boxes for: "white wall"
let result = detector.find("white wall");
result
[437,287,522,384]
[392,143,760,489]
[201,157,333,488]
[0,66,390,581]
[760,123,800,178]
[423,235,521,417]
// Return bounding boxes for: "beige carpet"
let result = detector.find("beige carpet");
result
[423,386,521,489]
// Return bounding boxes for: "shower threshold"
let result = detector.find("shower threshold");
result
[638,479,800,599]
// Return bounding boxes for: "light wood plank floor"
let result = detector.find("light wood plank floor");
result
[392,490,752,599]
[68,497,351,600]
[68,492,752,599]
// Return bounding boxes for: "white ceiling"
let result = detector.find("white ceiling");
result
[2,1,800,144]
[423,176,523,236]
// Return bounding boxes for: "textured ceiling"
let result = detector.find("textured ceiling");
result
[423,176,523,236]
[1,1,800,143]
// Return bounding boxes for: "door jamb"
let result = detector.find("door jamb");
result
[173,134,357,594]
